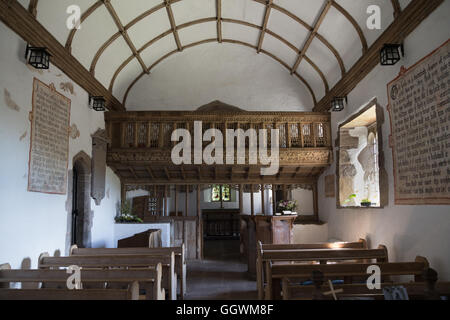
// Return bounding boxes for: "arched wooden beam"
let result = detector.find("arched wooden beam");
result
[28,0,38,17]
[111,18,328,99]
[331,1,368,53]
[65,0,103,52]
[291,0,333,74]
[391,0,402,18]
[122,38,317,108]
[267,1,346,76]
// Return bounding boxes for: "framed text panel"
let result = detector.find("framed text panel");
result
[387,39,450,205]
[27,78,71,195]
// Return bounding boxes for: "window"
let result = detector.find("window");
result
[337,103,384,208]
[211,185,231,202]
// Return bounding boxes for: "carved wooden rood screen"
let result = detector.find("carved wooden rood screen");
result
[106,110,332,186]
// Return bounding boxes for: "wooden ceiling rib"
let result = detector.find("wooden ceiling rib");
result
[291,0,333,74]
[313,0,444,112]
[165,0,182,51]
[28,0,38,17]
[391,0,402,18]
[331,1,368,53]
[257,0,273,53]
[103,0,148,73]
[61,0,360,108]
[8,0,430,112]
[216,0,222,43]
[114,17,333,104]
[65,0,103,52]
[122,37,318,107]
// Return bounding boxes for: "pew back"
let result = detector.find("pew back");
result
[70,244,186,299]
[38,252,176,300]
[267,257,428,300]
[0,265,164,300]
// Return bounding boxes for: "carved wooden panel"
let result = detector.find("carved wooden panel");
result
[91,129,109,205]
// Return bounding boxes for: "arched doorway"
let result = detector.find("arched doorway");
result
[68,152,92,248]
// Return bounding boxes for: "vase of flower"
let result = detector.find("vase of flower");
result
[277,200,298,214]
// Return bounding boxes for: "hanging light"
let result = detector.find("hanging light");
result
[380,44,404,66]
[25,44,51,69]
[89,95,106,112]
[331,97,347,112]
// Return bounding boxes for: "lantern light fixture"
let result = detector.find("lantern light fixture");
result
[331,96,347,112]
[380,44,404,66]
[25,44,51,69]
[89,95,106,112]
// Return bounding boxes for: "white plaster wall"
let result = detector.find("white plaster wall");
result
[291,188,314,215]
[318,2,450,280]
[0,22,121,268]
[126,43,313,111]
[293,224,329,244]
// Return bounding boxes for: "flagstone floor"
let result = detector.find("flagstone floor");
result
[184,239,257,300]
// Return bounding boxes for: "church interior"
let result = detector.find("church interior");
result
[0,0,449,301]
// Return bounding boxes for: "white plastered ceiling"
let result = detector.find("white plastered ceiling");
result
[23,0,411,110]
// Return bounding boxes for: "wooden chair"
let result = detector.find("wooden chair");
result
[70,243,186,299]
[0,264,164,300]
[256,239,377,299]
[267,256,428,300]
[38,252,176,300]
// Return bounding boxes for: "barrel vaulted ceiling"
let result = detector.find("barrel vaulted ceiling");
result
[18,0,412,109]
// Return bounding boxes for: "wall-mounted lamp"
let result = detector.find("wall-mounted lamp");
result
[331,96,347,112]
[380,44,404,66]
[89,95,106,112]
[25,44,51,69]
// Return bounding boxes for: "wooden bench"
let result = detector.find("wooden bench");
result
[267,256,429,300]
[261,246,389,299]
[278,259,450,300]
[0,286,139,300]
[70,244,186,299]
[38,252,176,300]
[0,264,164,300]
[256,239,376,299]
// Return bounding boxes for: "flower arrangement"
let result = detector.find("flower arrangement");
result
[277,200,298,212]
[115,213,143,223]
[115,200,143,223]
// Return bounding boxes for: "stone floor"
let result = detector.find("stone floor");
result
[184,239,257,300]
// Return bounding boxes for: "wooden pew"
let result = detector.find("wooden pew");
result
[267,256,429,300]
[261,246,389,299]
[0,265,164,300]
[38,252,177,300]
[279,261,450,300]
[70,244,187,299]
[256,239,377,299]
[0,286,139,300]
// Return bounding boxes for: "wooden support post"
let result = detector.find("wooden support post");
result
[164,185,168,216]
[272,184,276,214]
[261,184,265,215]
[251,185,255,216]
[239,184,244,214]
[175,185,179,217]
[185,185,189,217]
[197,185,203,260]
[313,180,319,222]
[121,182,126,206]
